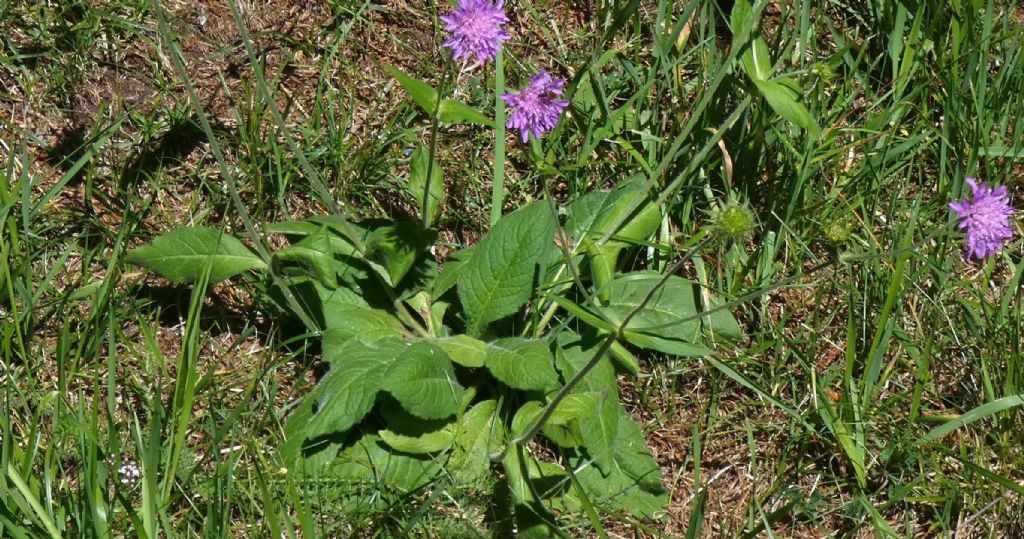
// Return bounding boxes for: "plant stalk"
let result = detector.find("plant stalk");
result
[490,49,506,225]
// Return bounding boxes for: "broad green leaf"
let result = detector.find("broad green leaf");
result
[383,65,438,115]
[556,336,620,472]
[432,335,487,368]
[433,246,474,300]
[272,232,349,288]
[600,271,701,344]
[484,338,560,392]
[297,338,406,441]
[566,180,661,251]
[703,296,744,340]
[741,36,773,81]
[125,226,266,284]
[622,332,713,357]
[364,221,435,288]
[438,99,493,126]
[378,400,455,454]
[546,393,599,425]
[730,0,754,48]
[512,401,583,448]
[753,78,820,135]
[573,409,667,517]
[334,433,443,493]
[502,450,575,510]
[408,146,444,226]
[565,180,661,298]
[269,277,366,331]
[381,342,464,420]
[458,202,556,334]
[322,306,405,347]
[450,400,502,485]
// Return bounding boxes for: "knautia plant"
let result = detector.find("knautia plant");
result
[125,1,743,534]
[125,196,744,533]
[949,177,1015,259]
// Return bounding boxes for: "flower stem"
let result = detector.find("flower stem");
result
[490,49,506,225]
[423,63,451,229]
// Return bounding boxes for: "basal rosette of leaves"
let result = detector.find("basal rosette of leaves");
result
[125,182,744,532]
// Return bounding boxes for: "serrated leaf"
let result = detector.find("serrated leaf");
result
[383,65,438,115]
[512,401,583,448]
[408,146,444,226]
[438,99,493,126]
[450,400,502,485]
[433,335,487,368]
[381,342,464,420]
[485,338,560,392]
[125,226,266,284]
[458,202,557,334]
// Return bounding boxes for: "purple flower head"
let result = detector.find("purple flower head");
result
[949,177,1015,259]
[441,0,509,65]
[501,70,570,143]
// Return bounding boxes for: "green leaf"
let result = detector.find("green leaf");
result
[573,409,667,517]
[365,221,435,287]
[753,78,820,135]
[600,271,708,357]
[333,433,443,493]
[741,37,773,81]
[381,342,464,420]
[450,400,502,485]
[565,180,661,298]
[458,202,557,334]
[432,335,487,368]
[556,336,621,472]
[433,246,474,300]
[512,401,583,448]
[272,232,349,288]
[297,338,406,442]
[383,65,438,115]
[484,338,560,392]
[503,450,574,507]
[125,226,266,284]
[378,400,455,454]
[408,146,444,226]
[703,296,744,340]
[438,99,493,126]
[322,306,405,347]
[730,0,754,48]
[546,393,600,425]
[566,179,661,251]
[622,332,713,357]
